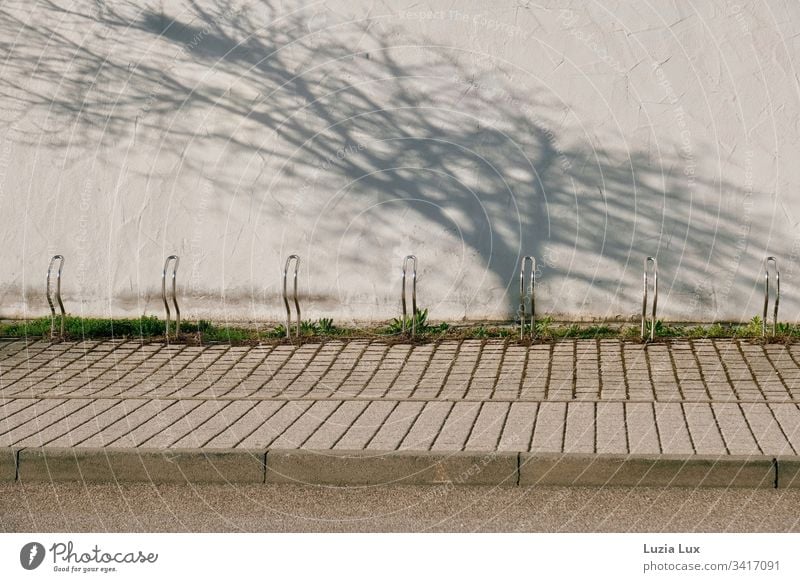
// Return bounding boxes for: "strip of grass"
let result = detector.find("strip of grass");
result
[0,315,795,344]
[1,316,168,338]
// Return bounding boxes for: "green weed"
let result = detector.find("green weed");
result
[387,308,430,335]
[317,318,337,334]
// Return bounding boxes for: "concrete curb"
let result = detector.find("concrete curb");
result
[2,448,798,487]
[265,449,518,486]
[16,448,265,484]
[776,456,800,488]
[1,448,16,482]
[520,453,777,488]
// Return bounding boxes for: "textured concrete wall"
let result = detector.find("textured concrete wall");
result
[0,0,798,323]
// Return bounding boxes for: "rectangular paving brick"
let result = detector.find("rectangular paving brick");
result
[711,403,760,454]
[596,402,627,454]
[77,400,183,447]
[497,402,538,452]
[305,343,369,397]
[740,402,793,455]
[624,345,653,400]
[238,401,314,448]
[38,399,151,447]
[163,348,231,398]
[5,338,800,461]
[264,345,323,393]
[626,402,660,454]
[136,401,234,448]
[467,345,504,399]
[360,345,411,398]
[769,404,800,454]
[268,401,342,449]
[431,402,482,451]
[303,401,369,449]
[389,346,435,399]
[99,400,203,448]
[464,402,510,451]
[495,347,526,396]
[520,346,550,399]
[334,401,398,449]
[654,403,694,454]
[684,403,727,454]
[170,401,258,448]
[400,402,453,450]
[564,402,594,453]
[438,344,480,399]
[366,402,425,450]
[531,402,566,453]
[412,345,457,399]
[11,399,121,447]
[338,345,389,398]
[245,346,299,394]
[0,399,88,446]
[202,401,285,448]
[0,398,40,423]
[282,344,344,397]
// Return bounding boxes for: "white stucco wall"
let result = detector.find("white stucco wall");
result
[0,0,798,324]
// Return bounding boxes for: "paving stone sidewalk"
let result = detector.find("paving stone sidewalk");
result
[2,338,800,456]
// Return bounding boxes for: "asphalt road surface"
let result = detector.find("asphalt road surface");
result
[2,483,800,532]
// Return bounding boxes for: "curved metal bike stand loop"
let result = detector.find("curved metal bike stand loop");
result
[641,256,658,342]
[162,255,180,338]
[763,256,780,337]
[46,255,66,339]
[401,255,418,336]
[519,256,536,339]
[283,255,301,338]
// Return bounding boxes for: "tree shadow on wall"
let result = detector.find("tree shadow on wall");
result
[0,0,759,320]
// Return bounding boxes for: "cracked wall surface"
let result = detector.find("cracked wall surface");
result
[0,0,798,323]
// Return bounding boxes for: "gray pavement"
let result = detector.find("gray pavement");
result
[2,338,800,458]
[3,482,800,532]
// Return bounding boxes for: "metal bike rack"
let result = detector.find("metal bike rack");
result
[641,256,658,341]
[162,255,180,338]
[46,255,66,338]
[763,256,780,336]
[283,255,301,338]
[401,255,418,335]
[519,256,536,339]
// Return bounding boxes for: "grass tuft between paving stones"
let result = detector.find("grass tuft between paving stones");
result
[0,314,796,346]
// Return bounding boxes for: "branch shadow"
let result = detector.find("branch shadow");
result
[0,0,762,322]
